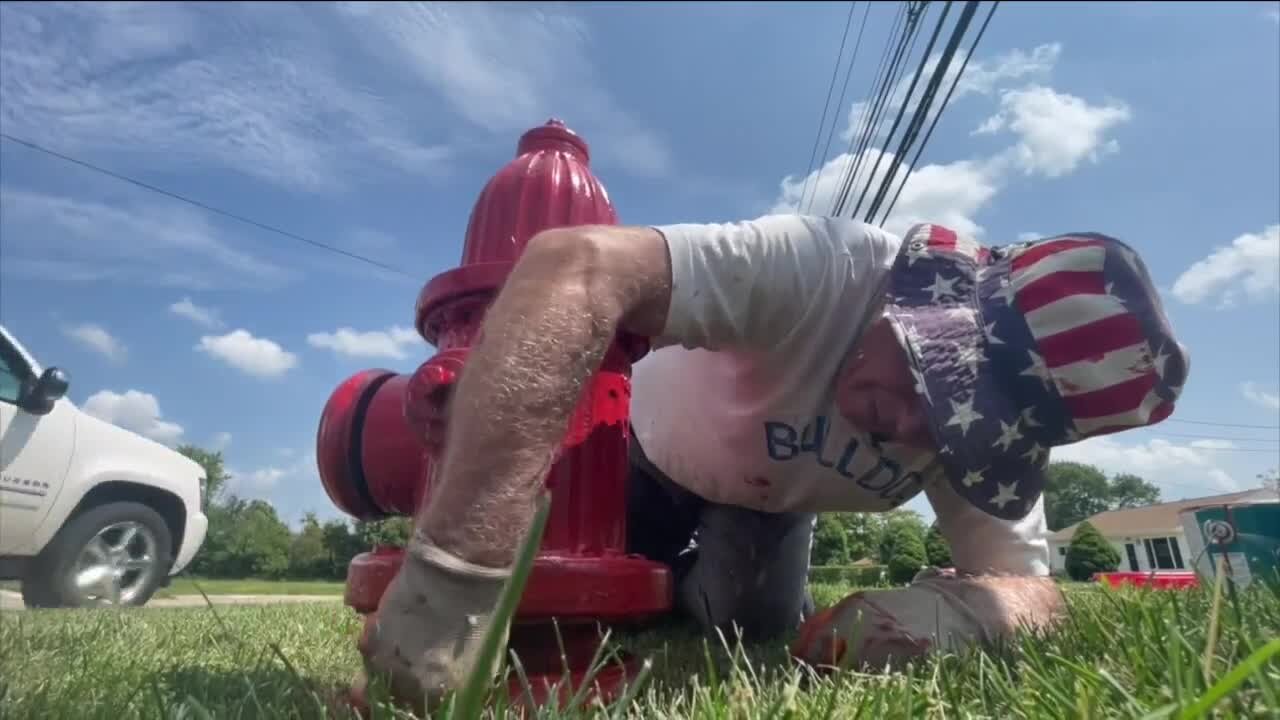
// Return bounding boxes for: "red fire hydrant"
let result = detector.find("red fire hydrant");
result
[315,119,673,704]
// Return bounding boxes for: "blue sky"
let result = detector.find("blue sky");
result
[1,1,1277,528]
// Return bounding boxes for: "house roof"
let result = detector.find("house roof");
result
[1048,487,1276,542]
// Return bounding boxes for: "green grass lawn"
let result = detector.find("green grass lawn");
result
[0,577,347,598]
[2,580,1276,719]
[155,576,348,598]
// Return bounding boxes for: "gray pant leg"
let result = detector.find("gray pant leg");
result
[676,507,816,641]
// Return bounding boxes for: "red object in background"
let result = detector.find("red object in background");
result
[316,119,673,705]
[1096,571,1199,590]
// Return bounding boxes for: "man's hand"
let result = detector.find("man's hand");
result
[791,571,1066,670]
[350,534,513,713]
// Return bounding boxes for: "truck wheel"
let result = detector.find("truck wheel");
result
[21,501,173,609]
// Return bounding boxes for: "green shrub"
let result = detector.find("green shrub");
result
[887,525,928,584]
[811,514,852,565]
[925,523,952,567]
[808,564,888,587]
[1065,520,1121,581]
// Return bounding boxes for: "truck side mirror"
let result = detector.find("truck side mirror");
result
[20,367,71,416]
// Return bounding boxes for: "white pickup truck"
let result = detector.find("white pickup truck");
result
[0,324,208,608]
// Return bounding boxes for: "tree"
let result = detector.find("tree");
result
[356,516,414,548]
[1065,520,1120,581]
[235,500,293,577]
[1044,462,1112,530]
[321,519,363,579]
[1259,468,1279,493]
[878,509,927,564]
[191,497,292,578]
[177,444,231,508]
[886,521,928,584]
[838,513,886,563]
[925,523,952,567]
[811,514,851,565]
[1044,462,1163,531]
[287,513,330,578]
[1109,473,1160,509]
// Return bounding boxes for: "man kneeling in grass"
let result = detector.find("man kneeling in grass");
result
[355,216,1190,704]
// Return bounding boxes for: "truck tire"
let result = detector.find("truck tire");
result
[22,501,173,609]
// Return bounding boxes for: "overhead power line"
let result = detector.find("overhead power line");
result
[805,2,874,214]
[849,0,961,222]
[833,2,923,217]
[836,1,937,219]
[828,0,999,225]
[1183,447,1280,455]
[831,1,919,217]
[879,0,999,225]
[866,1,982,222]
[0,132,414,278]
[1168,418,1280,431]
[1151,477,1269,497]
[797,2,859,213]
[1149,432,1280,444]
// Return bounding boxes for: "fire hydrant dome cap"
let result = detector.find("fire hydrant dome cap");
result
[416,118,615,344]
[518,118,590,161]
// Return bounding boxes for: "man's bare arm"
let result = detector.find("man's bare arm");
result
[418,225,673,568]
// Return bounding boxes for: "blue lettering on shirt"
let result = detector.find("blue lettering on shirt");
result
[762,416,922,502]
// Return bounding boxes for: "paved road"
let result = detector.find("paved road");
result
[0,589,342,611]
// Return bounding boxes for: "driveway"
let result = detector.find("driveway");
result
[0,589,342,611]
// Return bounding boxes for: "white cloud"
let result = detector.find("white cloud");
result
[307,326,423,360]
[246,467,287,490]
[169,297,224,329]
[775,44,1128,238]
[0,3,665,184]
[63,323,126,362]
[839,43,1063,144]
[953,43,1064,98]
[1171,225,1280,307]
[0,2,452,192]
[1240,382,1280,412]
[977,86,1131,177]
[0,187,289,290]
[1053,436,1239,494]
[1189,439,1236,450]
[226,465,285,495]
[1017,232,1043,243]
[772,148,1001,238]
[196,329,298,378]
[227,451,316,495]
[82,389,184,445]
[333,2,670,177]
[211,431,232,452]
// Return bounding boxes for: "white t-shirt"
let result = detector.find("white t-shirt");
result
[630,214,1050,576]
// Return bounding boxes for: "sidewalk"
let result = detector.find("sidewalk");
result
[0,589,342,611]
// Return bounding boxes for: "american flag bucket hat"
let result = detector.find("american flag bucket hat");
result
[884,224,1190,521]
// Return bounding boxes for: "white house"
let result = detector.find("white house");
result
[1046,487,1276,575]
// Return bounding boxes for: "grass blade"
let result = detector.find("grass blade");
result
[448,492,552,720]
[1179,637,1280,720]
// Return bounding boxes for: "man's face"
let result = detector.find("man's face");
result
[835,315,936,450]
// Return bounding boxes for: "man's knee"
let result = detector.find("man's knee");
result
[674,508,816,641]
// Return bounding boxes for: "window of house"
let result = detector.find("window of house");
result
[1142,537,1185,570]
[1058,547,1066,556]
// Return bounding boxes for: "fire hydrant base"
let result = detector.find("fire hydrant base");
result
[345,548,673,621]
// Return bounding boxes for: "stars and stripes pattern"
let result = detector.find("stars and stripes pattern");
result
[885,224,1189,521]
